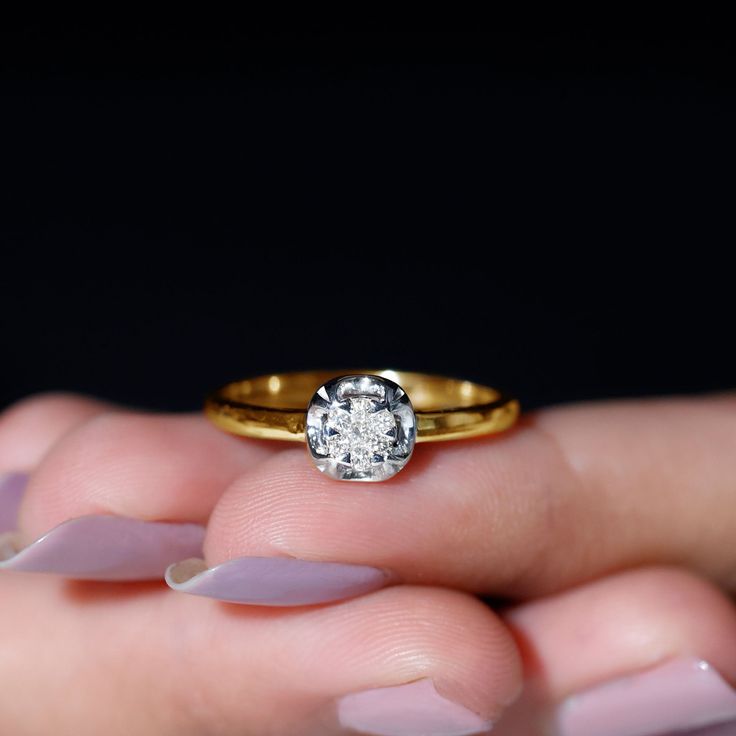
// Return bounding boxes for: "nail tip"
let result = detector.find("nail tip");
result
[164,557,209,590]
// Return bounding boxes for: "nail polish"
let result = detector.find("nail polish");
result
[0,473,28,532]
[336,678,492,736]
[556,658,736,736]
[0,515,205,581]
[165,555,390,606]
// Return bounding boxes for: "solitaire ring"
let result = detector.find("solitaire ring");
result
[206,371,519,482]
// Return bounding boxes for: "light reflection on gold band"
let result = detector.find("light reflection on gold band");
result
[206,370,519,443]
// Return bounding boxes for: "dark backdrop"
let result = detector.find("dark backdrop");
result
[1,27,734,412]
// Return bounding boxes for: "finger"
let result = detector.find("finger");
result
[495,567,736,735]
[0,392,113,531]
[0,391,114,472]
[17,411,276,534]
[0,402,276,580]
[197,395,736,601]
[0,575,522,735]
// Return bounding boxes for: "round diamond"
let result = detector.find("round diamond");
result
[306,374,417,482]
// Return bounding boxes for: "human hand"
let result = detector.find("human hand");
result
[1,392,735,734]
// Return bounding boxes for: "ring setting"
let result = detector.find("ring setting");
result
[306,374,416,482]
[205,370,519,483]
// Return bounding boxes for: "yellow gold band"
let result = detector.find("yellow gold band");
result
[205,370,519,443]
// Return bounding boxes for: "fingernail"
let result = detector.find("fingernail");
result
[556,658,736,736]
[0,515,205,581]
[336,678,492,736]
[165,556,391,606]
[0,473,28,532]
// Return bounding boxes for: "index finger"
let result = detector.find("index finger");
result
[190,394,736,602]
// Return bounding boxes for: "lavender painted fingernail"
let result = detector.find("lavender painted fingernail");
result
[0,515,205,581]
[336,679,492,736]
[0,473,28,532]
[556,658,736,736]
[165,556,390,606]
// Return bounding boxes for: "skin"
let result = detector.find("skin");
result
[0,392,735,734]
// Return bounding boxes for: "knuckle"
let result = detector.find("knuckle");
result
[0,391,94,429]
[19,410,158,532]
[46,410,134,464]
[0,393,112,472]
[47,410,172,469]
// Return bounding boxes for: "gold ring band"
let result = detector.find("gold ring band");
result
[207,371,519,482]
[206,370,519,443]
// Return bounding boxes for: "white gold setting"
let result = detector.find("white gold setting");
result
[306,374,417,482]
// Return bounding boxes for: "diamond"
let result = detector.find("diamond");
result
[306,374,417,482]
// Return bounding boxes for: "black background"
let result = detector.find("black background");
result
[1,26,734,412]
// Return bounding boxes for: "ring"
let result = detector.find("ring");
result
[206,371,519,482]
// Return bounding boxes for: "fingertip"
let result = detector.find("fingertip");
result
[504,566,736,700]
[16,411,272,542]
[333,586,523,723]
[0,392,113,472]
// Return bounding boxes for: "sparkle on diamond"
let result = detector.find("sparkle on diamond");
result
[306,374,417,482]
[325,397,397,472]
